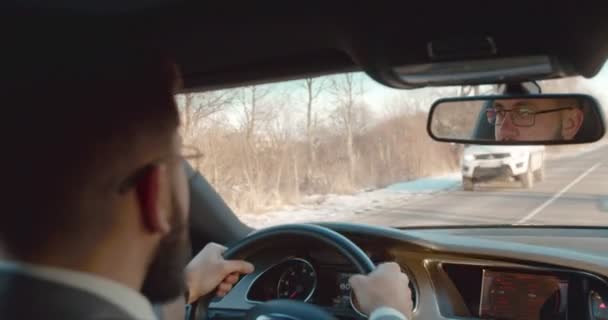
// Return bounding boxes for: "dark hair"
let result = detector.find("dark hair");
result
[1,32,180,258]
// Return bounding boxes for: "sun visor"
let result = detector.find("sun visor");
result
[394,56,557,87]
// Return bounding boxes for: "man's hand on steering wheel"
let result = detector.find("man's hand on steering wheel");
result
[350,262,414,319]
[184,242,254,303]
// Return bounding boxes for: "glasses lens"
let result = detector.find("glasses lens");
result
[512,107,535,126]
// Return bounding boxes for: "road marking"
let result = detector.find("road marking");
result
[516,161,603,224]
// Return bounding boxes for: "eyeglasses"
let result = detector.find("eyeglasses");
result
[117,145,204,194]
[486,105,573,127]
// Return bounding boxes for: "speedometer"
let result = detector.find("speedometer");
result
[276,258,317,301]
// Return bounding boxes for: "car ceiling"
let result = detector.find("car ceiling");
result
[5,1,608,92]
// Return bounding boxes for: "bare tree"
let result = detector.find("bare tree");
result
[176,91,235,174]
[233,85,272,208]
[329,73,366,183]
[300,77,327,189]
[237,85,272,143]
[181,91,234,136]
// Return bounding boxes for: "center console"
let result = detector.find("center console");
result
[435,263,608,320]
[479,269,568,319]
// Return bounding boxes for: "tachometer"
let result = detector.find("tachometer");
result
[276,258,317,301]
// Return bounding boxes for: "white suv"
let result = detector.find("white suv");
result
[461,145,545,191]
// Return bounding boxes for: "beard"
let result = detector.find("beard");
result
[140,197,191,304]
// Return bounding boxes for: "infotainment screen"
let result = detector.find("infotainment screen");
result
[479,270,568,320]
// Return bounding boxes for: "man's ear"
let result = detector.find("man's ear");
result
[135,164,171,235]
[561,108,584,140]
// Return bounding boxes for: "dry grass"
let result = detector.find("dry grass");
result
[182,110,459,214]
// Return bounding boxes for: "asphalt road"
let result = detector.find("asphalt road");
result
[348,145,608,227]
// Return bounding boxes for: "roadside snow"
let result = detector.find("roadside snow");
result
[239,173,461,228]
[385,174,462,192]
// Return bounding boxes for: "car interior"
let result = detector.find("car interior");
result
[5,2,608,320]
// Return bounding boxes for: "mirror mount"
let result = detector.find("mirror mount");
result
[498,81,542,95]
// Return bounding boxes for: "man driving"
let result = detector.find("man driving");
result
[0,37,413,319]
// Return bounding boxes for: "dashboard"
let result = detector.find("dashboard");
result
[245,257,418,317]
[207,224,608,320]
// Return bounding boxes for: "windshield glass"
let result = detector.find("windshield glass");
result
[178,65,608,229]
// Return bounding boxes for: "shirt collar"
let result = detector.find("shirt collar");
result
[0,260,157,320]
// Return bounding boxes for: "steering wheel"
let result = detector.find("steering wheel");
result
[195,224,376,320]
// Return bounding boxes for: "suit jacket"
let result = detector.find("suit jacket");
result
[0,269,136,320]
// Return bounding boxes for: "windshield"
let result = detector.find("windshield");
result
[178,65,608,229]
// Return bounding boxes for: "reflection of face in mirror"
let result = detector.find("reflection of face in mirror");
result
[487,99,585,141]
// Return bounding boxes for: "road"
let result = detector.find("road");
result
[347,145,608,227]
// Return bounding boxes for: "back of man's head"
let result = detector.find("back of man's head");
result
[1,23,180,259]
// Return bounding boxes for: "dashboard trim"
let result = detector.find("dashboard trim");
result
[349,290,368,318]
[405,266,420,313]
[319,223,608,278]
[431,258,608,287]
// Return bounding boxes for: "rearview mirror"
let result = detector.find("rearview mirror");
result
[427,94,605,145]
